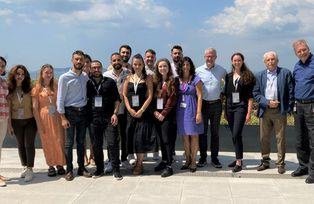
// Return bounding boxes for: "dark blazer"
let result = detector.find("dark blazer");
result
[224,72,255,109]
[253,67,294,118]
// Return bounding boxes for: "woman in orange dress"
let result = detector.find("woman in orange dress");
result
[32,64,66,177]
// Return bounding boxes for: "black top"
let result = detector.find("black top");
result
[224,72,255,108]
[87,76,120,120]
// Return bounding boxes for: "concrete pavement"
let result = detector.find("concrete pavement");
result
[0,148,313,203]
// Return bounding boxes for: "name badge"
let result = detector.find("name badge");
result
[293,102,297,113]
[94,96,102,107]
[180,102,187,108]
[17,108,24,119]
[232,92,240,103]
[48,105,56,115]
[157,98,163,110]
[132,95,139,107]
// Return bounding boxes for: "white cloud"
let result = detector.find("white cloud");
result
[205,0,314,35]
[0,8,13,16]
[38,0,172,28]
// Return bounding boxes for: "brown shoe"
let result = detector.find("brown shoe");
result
[278,166,286,174]
[133,164,143,175]
[257,164,269,171]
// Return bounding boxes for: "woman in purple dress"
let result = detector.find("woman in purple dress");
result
[176,57,204,172]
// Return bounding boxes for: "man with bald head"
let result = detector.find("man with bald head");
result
[253,51,294,174]
[291,39,314,184]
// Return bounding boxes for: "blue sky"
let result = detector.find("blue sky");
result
[1,0,314,74]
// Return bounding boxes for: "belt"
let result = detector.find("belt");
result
[203,99,221,104]
[65,106,86,112]
[297,99,314,104]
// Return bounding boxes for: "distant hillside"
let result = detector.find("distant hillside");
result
[30,67,69,80]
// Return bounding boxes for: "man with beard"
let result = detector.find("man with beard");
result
[87,60,122,180]
[145,49,157,76]
[104,53,132,170]
[171,45,183,77]
[107,45,132,71]
[57,50,92,181]
[144,49,160,160]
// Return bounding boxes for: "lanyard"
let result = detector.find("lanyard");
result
[234,77,240,91]
[43,88,53,104]
[133,75,142,94]
[91,79,102,95]
[16,91,23,104]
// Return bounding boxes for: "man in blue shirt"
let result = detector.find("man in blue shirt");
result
[253,51,294,174]
[291,39,314,184]
[57,50,91,181]
[196,48,227,168]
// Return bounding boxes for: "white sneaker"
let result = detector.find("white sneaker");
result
[24,168,33,182]
[20,167,27,178]
[121,160,133,170]
[127,154,136,165]
[127,154,135,160]
[153,152,160,161]
[104,162,113,174]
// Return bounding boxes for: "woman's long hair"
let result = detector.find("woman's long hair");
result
[230,52,255,85]
[37,64,55,91]
[131,53,147,80]
[153,58,175,96]
[177,56,196,81]
[8,65,32,94]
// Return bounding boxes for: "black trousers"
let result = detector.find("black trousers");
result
[12,118,37,167]
[91,118,120,173]
[155,118,174,165]
[199,100,222,160]
[118,113,127,162]
[226,105,247,160]
[294,102,314,177]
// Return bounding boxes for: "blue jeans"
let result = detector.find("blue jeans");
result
[64,107,87,172]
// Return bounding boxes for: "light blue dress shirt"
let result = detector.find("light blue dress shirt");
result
[265,68,278,100]
[196,63,227,101]
[57,69,89,114]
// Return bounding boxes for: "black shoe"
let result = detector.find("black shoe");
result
[180,163,190,170]
[48,166,57,177]
[232,165,242,173]
[305,176,314,184]
[77,168,92,178]
[211,159,222,168]
[113,170,123,180]
[56,166,66,175]
[291,167,308,177]
[189,166,197,173]
[228,161,236,168]
[257,164,269,171]
[65,171,74,181]
[161,166,173,178]
[154,161,167,172]
[92,170,104,178]
[278,166,286,174]
[196,159,207,168]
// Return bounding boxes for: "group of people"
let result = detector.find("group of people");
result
[0,39,314,187]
